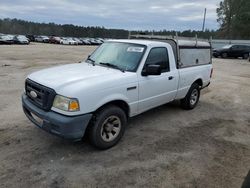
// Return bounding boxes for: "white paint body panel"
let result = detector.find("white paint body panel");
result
[27,39,212,117]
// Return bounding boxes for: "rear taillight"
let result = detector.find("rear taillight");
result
[210,68,213,78]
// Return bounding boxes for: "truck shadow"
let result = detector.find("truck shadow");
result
[48,100,217,150]
[19,100,218,156]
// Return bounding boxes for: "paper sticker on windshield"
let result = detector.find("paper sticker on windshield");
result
[127,47,144,53]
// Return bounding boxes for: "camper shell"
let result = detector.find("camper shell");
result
[129,34,212,69]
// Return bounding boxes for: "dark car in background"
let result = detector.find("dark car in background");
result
[13,35,30,44]
[26,35,35,42]
[213,44,250,59]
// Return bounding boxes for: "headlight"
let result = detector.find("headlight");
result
[53,95,80,112]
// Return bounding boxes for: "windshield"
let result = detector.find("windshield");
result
[1,35,12,40]
[222,45,233,49]
[88,42,146,72]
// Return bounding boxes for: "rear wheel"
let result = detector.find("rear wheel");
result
[89,105,127,149]
[243,53,249,60]
[181,83,200,110]
[222,53,228,58]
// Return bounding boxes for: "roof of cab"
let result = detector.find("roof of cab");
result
[109,39,210,48]
[109,39,167,46]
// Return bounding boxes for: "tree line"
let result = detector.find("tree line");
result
[0,18,129,39]
[0,18,220,39]
[217,0,250,39]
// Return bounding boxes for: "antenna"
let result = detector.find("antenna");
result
[202,8,207,32]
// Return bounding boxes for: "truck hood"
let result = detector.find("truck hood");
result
[28,63,136,93]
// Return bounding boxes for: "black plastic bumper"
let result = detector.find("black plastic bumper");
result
[22,94,92,141]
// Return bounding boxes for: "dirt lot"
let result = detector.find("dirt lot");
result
[0,43,250,188]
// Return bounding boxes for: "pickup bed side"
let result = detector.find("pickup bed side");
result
[176,64,211,100]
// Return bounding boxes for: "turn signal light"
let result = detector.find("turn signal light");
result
[69,100,79,111]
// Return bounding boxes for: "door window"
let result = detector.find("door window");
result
[144,47,170,72]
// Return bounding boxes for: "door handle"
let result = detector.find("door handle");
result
[168,76,174,80]
[127,86,137,91]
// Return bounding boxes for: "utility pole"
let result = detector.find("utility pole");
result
[202,8,207,32]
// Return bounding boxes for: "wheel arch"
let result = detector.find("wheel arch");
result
[95,100,130,118]
[193,78,203,88]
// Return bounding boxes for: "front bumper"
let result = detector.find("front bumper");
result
[22,94,92,141]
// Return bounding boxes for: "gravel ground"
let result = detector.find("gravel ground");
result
[0,43,250,188]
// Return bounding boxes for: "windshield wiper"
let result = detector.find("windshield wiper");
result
[86,55,95,66]
[99,62,125,73]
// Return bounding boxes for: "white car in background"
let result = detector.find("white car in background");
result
[0,34,14,44]
[72,38,83,45]
[60,37,77,45]
[35,36,49,43]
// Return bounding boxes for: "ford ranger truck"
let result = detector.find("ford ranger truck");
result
[22,38,213,149]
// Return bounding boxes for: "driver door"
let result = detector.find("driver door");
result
[138,47,178,113]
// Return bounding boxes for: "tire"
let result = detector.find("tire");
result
[181,83,200,110]
[89,105,127,149]
[222,53,228,58]
[243,53,249,60]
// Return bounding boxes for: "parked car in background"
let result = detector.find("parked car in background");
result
[0,34,14,44]
[35,36,49,43]
[42,36,49,43]
[79,38,91,45]
[72,38,84,45]
[213,44,250,59]
[60,37,77,45]
[13,35,30,44]
[89,38,102,45]
[35,36,43,42]
[49,36,61,44]
[26,35,35,42]
[97,38,105,43]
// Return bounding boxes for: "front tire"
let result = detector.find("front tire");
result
[181,83,200,110]
[89,105,127,149]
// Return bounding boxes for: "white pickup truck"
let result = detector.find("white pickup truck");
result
[22,36,213,149]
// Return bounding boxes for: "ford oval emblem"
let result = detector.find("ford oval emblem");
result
[30,91,37,98]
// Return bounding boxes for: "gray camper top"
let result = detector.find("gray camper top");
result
[129,34,212,68]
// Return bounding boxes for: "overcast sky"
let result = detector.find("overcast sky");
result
[0,0,221,31]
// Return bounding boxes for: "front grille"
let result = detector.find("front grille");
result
[25,79,56,111]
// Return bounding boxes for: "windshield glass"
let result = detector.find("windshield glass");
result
[88,42,146,72]
[222,45,232,49]
[1,35,12,40]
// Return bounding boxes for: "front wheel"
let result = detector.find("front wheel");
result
[181,83,200,110]
[89,105,127,149]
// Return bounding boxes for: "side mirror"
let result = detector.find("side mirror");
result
[142,64,162,76]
